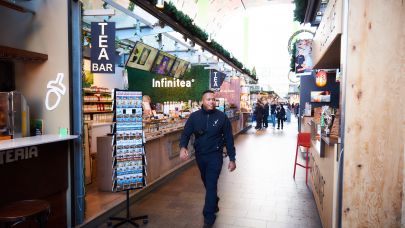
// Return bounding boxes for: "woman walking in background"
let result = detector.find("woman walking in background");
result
[254,99,264,130]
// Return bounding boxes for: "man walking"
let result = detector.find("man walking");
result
[179,90,236,228]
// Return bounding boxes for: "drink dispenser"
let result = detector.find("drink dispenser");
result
[0,91,30,138]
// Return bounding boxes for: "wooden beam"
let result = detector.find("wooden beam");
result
[132,0,255,80]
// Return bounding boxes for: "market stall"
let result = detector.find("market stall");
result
[0,1,79,227]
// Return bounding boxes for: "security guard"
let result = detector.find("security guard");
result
[179,90,236,228]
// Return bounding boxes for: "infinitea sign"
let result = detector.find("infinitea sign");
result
[91,22,115,73]
[152,78,195,88]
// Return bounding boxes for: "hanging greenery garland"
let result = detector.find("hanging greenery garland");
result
[154,1,255,80]
[290,40,297,72]
[293,0,308,23]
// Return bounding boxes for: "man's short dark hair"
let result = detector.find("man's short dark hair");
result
[202,90,215,97]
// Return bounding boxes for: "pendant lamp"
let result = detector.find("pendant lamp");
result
[156,0,164,9]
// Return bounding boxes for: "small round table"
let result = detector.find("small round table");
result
[0,200,50,228]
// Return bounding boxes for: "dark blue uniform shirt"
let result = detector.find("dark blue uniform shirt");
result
[179,107,236,161]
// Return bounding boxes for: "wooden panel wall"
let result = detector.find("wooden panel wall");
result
[309,142,336,228]
[342,0,405,227]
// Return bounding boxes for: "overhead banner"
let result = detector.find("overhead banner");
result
[210,70,226,90]
[91,22,115,73]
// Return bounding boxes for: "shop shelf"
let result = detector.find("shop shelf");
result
[83,101,113,103]
[83,91,112,96]
[0,45,47,62]
[0,0,35,14]
[83,111,113,114]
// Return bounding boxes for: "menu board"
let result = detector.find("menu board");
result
[169,58,189,78]
[126,42,159,72]
[151,52,176,75]
[112,90,146,191]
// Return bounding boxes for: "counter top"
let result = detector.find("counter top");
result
[0,135,79,150]
[321,136,341,146]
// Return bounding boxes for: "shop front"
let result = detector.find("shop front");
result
[79,1,254,226]
[81,61,252,226]
[297,0,405,227]
[0,0,81,227]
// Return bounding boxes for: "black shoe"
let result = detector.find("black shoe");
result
[215,197,220,213]
[277,128,279,129]
[203,223,213,228]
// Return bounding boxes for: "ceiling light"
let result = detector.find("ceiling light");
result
[156,0,164,9]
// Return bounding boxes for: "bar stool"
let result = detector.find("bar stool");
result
[0,200,50,228]
[293,133,311,185]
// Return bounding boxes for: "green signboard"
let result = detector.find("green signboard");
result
[127,65,209,103]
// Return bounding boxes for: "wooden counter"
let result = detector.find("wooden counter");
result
[97,116,246,192]
[309,136,340,228]
[0,135,78,227]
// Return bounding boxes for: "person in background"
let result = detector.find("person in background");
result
[262,98,269,129]
[295,103,300,117]
[142,95,156,116]
[179,90,236,228]
[270,100,277,129]
[254,99,264,130]
[276,103,286,130]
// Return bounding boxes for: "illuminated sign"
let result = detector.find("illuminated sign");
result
[152,78,195,88]
[45,73,66,111]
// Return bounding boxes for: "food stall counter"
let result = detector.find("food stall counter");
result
[0,134,78,150]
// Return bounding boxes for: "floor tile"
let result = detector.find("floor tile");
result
[94,118,322,228]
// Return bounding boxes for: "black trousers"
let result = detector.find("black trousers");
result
[196,152,223,225]
[263,115,269,128]
[255,115,263,129]
[277,117,284,129]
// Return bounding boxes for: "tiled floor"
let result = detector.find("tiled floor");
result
[103,118,322,228]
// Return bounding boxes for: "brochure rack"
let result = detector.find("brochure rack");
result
[109,90,148,227]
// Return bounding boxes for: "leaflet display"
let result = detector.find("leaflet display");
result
[112,90,146,192]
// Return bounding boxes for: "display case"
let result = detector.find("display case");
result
[83,87,113,122]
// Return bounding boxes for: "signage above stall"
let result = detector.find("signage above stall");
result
[91,22,115,73]
[210,70,226,90]
[295,39,313,76]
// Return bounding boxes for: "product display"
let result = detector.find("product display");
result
[83,87,113,122]
[112,90,146,191]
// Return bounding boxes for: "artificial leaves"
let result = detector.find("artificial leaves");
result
[290,40,297,72]
[293,0,308,23]
[158,1,255,80]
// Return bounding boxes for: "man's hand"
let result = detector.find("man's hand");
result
[228,161,236,172]
[179,147,189,161]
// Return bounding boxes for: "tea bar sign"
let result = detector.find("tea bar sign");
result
[91,22,115,73]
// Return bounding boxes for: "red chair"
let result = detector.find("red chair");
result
[293,133,311,185]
